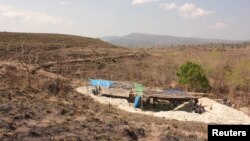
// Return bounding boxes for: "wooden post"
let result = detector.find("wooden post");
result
[141,95,143,110]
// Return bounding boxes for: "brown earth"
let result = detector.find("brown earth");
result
[0,32,249,140]
[0,61,207,140]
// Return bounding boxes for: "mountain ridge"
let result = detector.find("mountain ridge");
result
[102,33,239,47]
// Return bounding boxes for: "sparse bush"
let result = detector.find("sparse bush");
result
[177,61,210,92]
[42,79,72,95]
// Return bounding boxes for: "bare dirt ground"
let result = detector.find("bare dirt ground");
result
[0,62,207,141]
[1,32,249,140]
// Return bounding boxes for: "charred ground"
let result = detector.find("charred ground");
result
[0,32,249,140]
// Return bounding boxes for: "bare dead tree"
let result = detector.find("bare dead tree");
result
[19,41,31,87]
[19,41,40,88]
[33,49,40,89]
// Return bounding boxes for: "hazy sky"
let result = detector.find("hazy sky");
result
[0,0,249,40]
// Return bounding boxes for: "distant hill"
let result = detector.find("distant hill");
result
[102,33,235,47]
[0,32,119,49]
[0,32,131,64]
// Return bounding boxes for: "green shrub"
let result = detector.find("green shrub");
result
[177,62,210,92]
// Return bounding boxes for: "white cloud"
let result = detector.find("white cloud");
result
[132,0,158,5]
[209,22,228,29]
[161,2,214,18]
[0,4,68,25]
[179,3,195,13]
[59,0,69,5]
[161,3,177,10]
[179,3,214,18]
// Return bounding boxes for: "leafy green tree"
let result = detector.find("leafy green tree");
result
[177,62,210,92]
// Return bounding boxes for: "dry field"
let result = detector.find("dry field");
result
[0,32,249,140]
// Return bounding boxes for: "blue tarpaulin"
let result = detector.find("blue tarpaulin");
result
[164,89,185,95]
[89,79,114,88]
[134,95,141,108]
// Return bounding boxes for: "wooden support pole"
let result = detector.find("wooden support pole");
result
[141,89,144,110]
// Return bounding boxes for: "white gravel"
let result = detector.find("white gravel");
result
[76,86,250,124]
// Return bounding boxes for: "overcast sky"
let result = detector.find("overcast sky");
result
[0,0,249,40]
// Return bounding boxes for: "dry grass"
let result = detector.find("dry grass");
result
[0,32,249,140]
[0,61,207,140]
[0,32,249,107]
